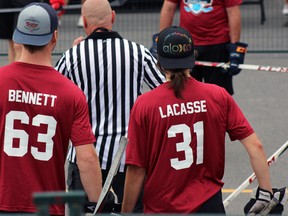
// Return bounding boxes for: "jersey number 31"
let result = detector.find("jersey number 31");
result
[169,122,203,170]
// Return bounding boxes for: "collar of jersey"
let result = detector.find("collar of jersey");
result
[86,30,123,40]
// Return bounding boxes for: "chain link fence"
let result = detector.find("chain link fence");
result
[0,0,287,65]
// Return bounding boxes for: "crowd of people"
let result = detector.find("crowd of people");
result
[0,0,286,215]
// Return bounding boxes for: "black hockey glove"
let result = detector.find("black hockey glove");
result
[244,187,286,215]
[226,42,248,76]
[84,190,115,214]
[149,33,159,59]
[84,202,97,214]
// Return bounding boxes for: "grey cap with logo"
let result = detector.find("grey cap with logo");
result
[13,2,58,46]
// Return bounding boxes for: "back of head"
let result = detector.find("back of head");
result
[12,2,58,46]
[157,26,195,70]
[82,0,113,28]
[157,26,195,99]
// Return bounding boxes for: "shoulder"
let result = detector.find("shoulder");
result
[134,84,166,107]
[122,38,147,51]
[224,0,242,7]
[191,79,232,102]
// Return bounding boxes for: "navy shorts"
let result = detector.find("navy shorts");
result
[196,190,226,214]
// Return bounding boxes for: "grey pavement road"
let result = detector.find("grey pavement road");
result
[0,0,288,215]
[222,53,288,215]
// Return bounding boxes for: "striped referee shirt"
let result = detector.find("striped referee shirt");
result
[55,30,165,172]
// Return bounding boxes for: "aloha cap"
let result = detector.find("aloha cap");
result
[157,26,195,69]
[13,2,58,46]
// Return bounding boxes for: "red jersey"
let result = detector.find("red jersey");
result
[0,62,96,215]
[126,77,253,213]
[167,0,242,45]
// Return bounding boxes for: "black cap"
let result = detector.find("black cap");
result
[157,26,195,69]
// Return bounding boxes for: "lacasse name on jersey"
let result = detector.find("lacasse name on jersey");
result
[159,100,207,118]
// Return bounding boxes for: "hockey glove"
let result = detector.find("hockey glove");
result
[50,0,65,17]
[227,42,248,76]
[84,190,115,214]
[149,33,158,59]
[244,187,286,215]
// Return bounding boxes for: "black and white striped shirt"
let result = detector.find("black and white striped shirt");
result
[55,30,165,172]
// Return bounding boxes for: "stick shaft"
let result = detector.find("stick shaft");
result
[93,136,128,214]
[195,61,288,73]
[223,140,288,208]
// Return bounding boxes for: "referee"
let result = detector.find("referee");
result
[55,0,165,212]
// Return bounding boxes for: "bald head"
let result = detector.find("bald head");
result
[82,0,114,33]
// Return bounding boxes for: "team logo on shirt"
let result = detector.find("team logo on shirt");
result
[183,0,213,15]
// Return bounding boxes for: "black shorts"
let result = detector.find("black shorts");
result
[196,189,226,214]
[191,43,234,95]
[0,0,40,39]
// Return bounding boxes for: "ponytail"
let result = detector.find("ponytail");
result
[169,69,188,99]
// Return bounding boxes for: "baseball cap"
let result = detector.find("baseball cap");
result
[157,26,195,70]
[13,2,58,46]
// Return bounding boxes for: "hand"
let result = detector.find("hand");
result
[227,42,248,76]
[244,187,286,215]
[50,0,65,17]
[149,33,158,59]
[73,36,85,46]
[269,187,287,214]
[84,190,116,214]
[245,187,272,215]
[84,201,96,214]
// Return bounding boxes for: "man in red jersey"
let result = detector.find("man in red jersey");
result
[154,0,248,95]
[0,3,102,215]
[122,26,283,214]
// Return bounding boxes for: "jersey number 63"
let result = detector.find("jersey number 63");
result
[4,110,57,161]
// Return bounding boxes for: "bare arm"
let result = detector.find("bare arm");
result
[75,144,102,202]
[159,0,178,31]
[240,133,272,193]
[226,5,241,43]
[121,165,146,213]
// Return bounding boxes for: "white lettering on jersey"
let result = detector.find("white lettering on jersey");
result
[159,100,207,118]
[8,90,57,107]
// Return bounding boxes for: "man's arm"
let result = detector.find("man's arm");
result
[226,5,241,43]
[240,133,272,193]
[75,144,102,202]
[121,165,146,213]
[143,47,166,89]
[159,0,178,31]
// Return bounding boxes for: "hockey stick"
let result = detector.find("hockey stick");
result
[223,140,288,208]
[93,136,128,214]
[195,61,288,73]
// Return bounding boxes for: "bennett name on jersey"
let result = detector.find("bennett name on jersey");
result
[159,100,207,118]
[8,89,57,107]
